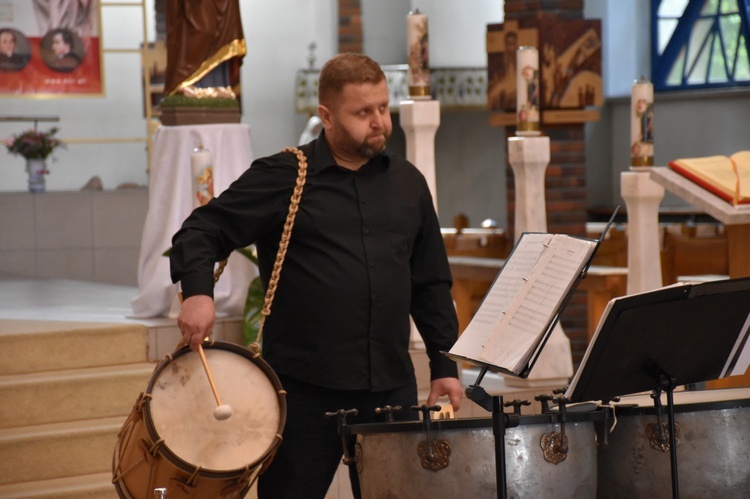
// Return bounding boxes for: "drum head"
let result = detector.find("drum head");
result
[149,347,282,472]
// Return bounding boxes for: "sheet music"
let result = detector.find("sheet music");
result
[565,298,616,399]
[448,233,550,361]
[723,311,750,377]
[478,235,595,370]
[449,232,595,373]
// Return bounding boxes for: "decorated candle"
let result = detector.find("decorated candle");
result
[407,9,430,98]
[630,76,654,167]
[516,46,541,135]
[191,145,214,207]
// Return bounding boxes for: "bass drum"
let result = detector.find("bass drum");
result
[349,409,601,498]
[113,341,286,499]
[597,388,750,498]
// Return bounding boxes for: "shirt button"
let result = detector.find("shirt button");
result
[360,198,366,204]
[370,263,375,268]
[364,228,370,235]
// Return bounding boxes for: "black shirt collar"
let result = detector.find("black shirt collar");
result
[305,129,390,174]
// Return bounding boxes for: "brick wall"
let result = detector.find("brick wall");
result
[338,0,363,53]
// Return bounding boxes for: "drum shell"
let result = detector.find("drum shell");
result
[112,406,254,499]
[597,388,750,498]
[351,413,600,498]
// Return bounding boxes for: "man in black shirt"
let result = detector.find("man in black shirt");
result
[171,52,463,498]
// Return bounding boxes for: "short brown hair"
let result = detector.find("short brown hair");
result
[318,53,386,108]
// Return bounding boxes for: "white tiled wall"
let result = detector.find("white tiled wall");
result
[0,189,148,286]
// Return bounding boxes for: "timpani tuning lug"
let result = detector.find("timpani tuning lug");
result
[504,399,531,415]
[540,396,571,464]
[535,393,554,413]
[324,408,359,465]
[647,390,680,452]
[411,404,451,472]
[597,396,620,449]
[154,487,167,498]
[374,404,402,422]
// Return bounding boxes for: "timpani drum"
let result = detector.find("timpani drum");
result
[349,409,601,498]
[597,388,750,498]
[112,341,286,499]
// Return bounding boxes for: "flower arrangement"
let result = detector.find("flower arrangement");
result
[5,127,65,160]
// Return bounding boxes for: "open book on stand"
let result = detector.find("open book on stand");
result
[445,231,599,378]
[668,151,750,206]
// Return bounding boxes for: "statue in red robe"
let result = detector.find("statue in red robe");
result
[164,0,246,97]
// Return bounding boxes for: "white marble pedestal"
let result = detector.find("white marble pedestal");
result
[506,135,574,387]
[400,99,440,210]
[400,99,441,351]
[621,171,665,294]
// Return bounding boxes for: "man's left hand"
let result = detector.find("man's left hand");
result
[427,377,463,412]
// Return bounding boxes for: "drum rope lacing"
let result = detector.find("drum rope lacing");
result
[251,146,308,353]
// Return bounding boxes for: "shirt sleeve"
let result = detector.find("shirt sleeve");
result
[169,152,298,299]
[409,179,461,381]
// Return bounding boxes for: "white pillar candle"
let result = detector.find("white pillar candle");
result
[191,145,214,208]
[630,76,654,168]
[407,9,430,99]
[516,46,541,136]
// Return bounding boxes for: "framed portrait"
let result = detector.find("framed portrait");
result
[0,0,103,96]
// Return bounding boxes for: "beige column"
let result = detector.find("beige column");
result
[506,135,573,386]
[400,99,441,211]
[400,99,441,351]
[621,171,665,294]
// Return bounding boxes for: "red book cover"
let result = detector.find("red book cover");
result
[668,155,750,206]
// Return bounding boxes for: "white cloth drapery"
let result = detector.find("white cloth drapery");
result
[131,123,257,318]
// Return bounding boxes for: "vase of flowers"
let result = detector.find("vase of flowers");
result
[5,127,64,193]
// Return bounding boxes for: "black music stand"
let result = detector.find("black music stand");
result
[566,276,750,499]
[457,207,621,499]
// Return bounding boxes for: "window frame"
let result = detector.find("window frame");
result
[651,0,750,91]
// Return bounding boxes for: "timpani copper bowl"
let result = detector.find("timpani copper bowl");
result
[348,409,602,498]
[597,388,750,498]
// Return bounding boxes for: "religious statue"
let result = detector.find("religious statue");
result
[164,0,246,98]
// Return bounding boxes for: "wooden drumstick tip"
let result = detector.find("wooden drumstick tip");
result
[214,404,233,421]
[197,344,232,420]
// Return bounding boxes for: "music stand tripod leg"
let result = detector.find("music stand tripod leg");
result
[659,374,680,499]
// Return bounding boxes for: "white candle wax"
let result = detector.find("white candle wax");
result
[407,9,430,98]
[190,146,214,208]
[516,46,540,135]
[630,77,654,168]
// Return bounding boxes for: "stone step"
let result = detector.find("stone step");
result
[0,472,118,499]
[0,363,156,429]
[0,417,125,485]
[0,320,149,375]
[0,472,263,499]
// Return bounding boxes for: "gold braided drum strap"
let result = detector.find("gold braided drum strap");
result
[250,146,308,353]
[213,258,228,285]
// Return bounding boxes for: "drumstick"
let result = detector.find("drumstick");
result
[178,292,233,420]
[197,344,234,421]
[197,344,222,405]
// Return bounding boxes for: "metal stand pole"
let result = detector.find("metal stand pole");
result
[492,395,507,499]
[660,375,680,499]
[465,368,519,499]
